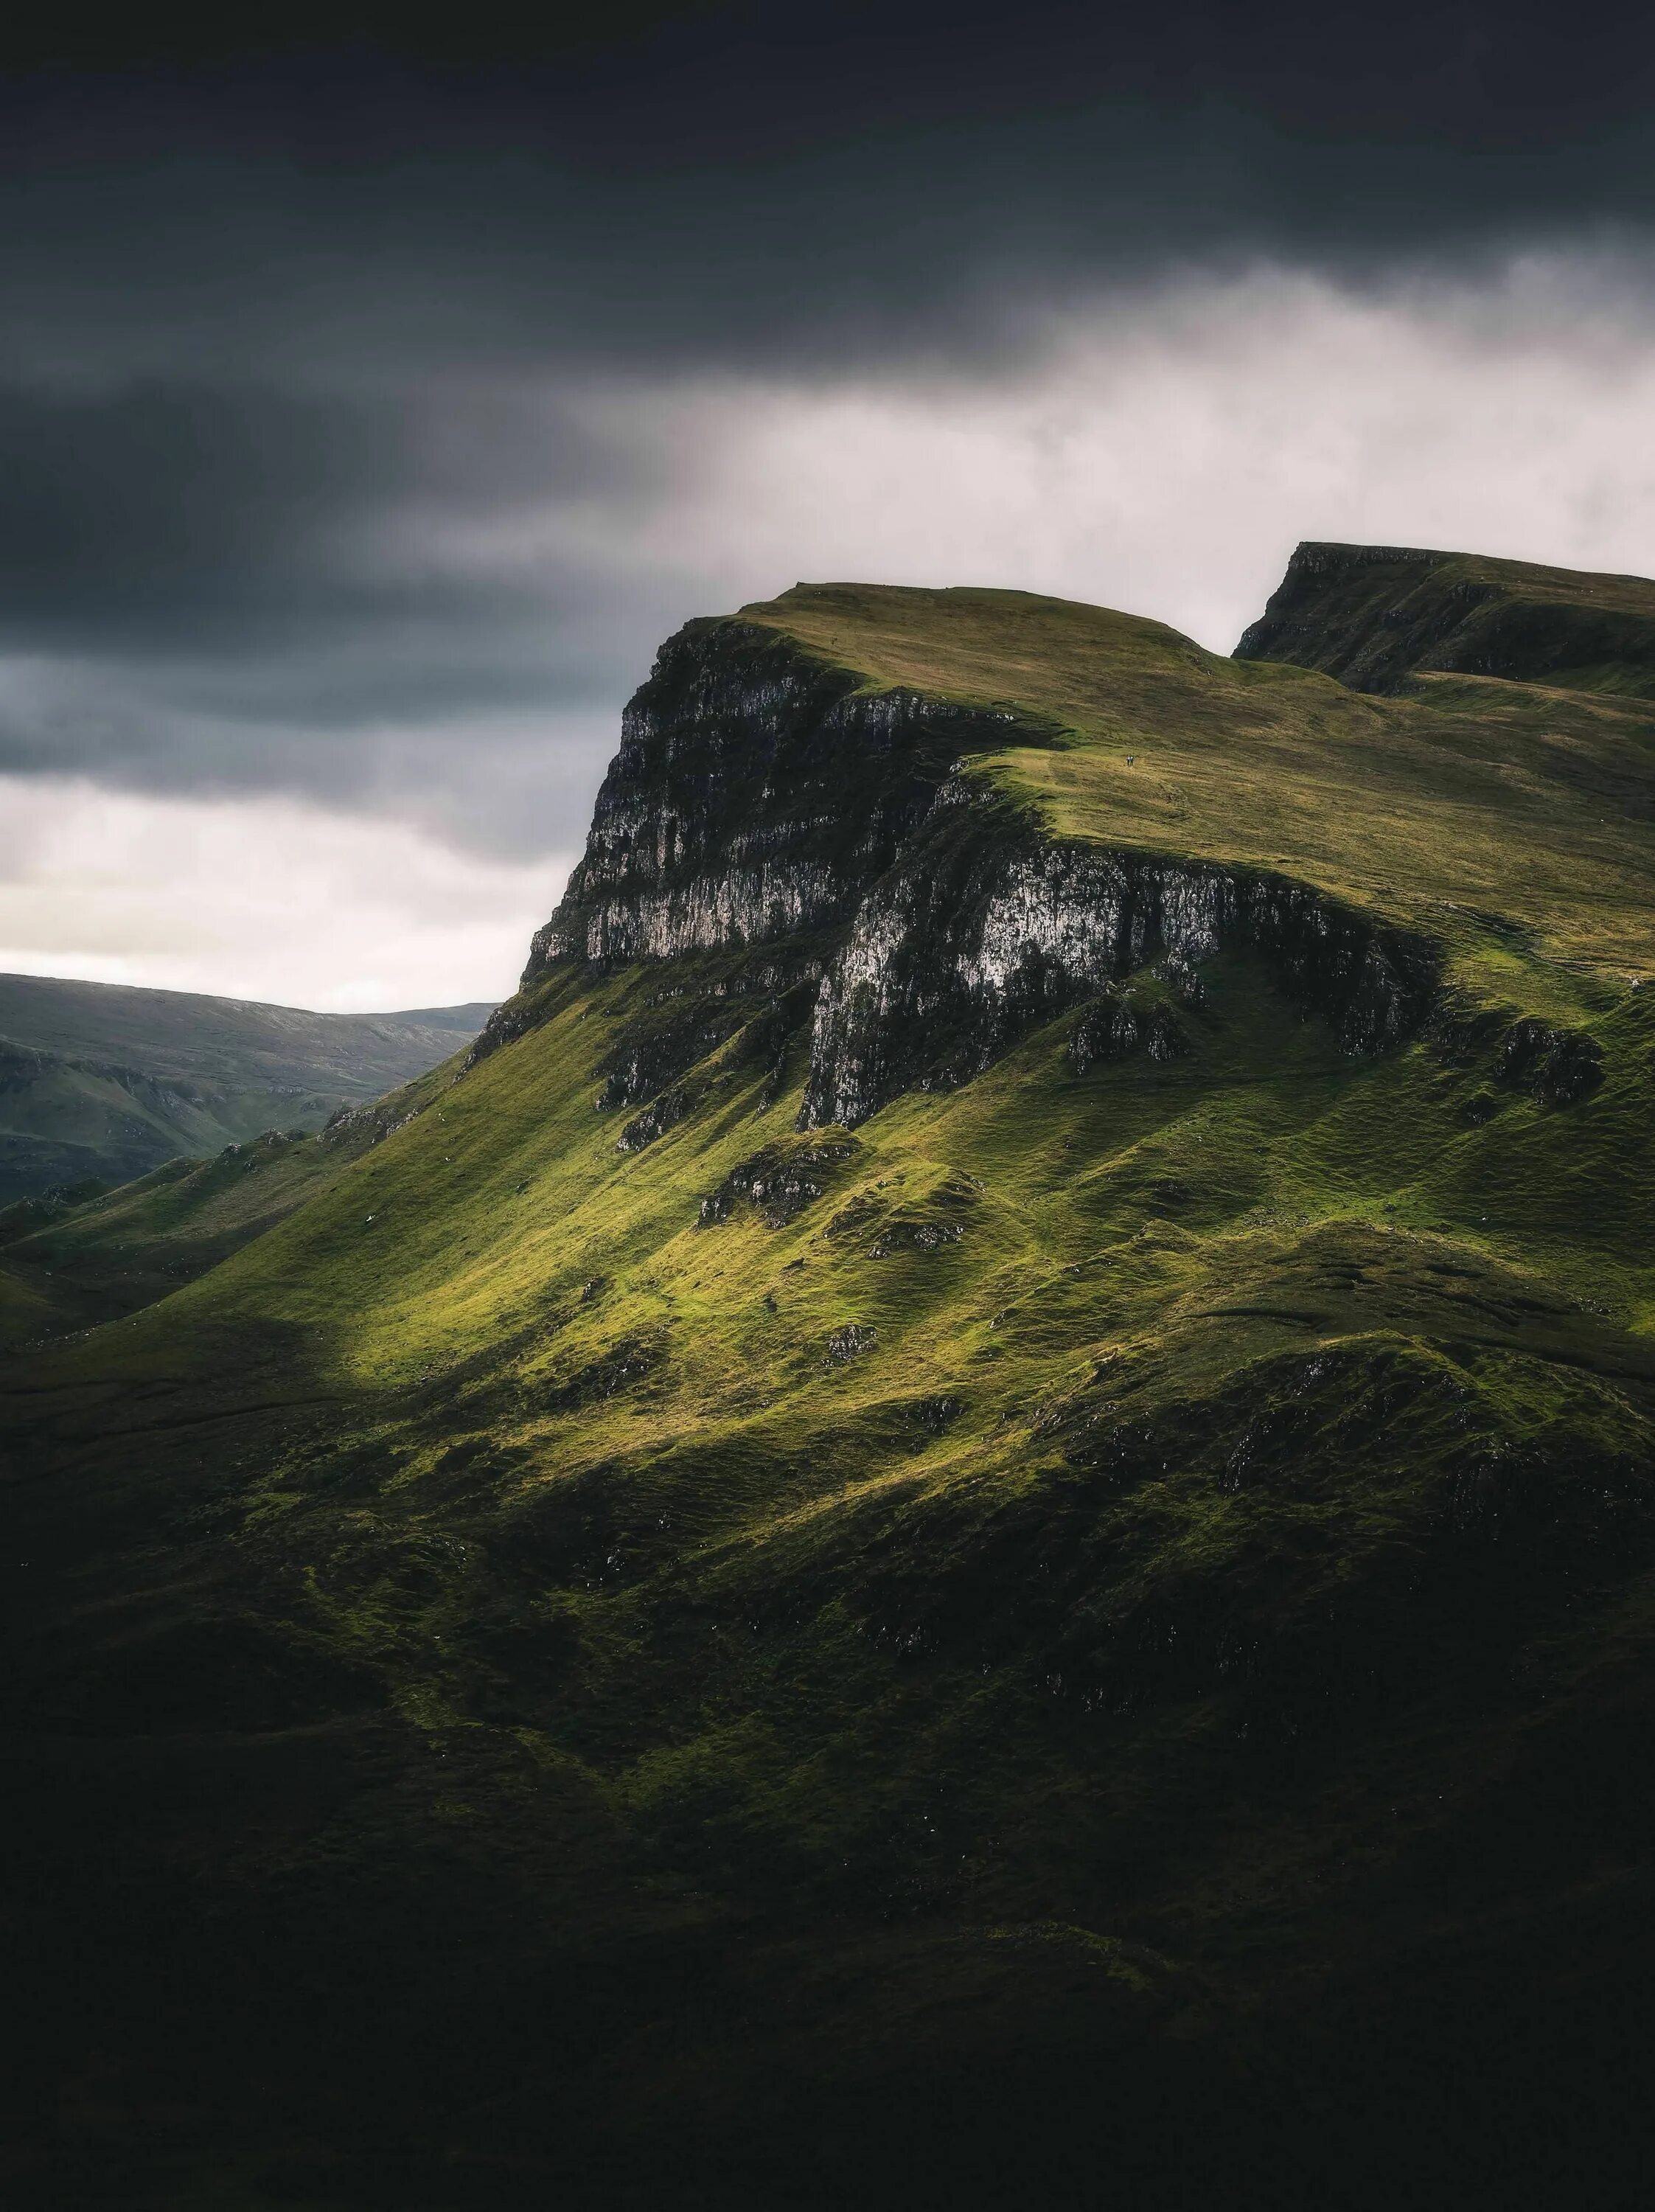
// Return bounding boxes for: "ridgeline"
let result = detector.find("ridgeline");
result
[0,973,495,1203]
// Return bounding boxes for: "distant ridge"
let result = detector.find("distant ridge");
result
[0,971,495,1200]
[1236,540,1655,696]
[371,1001,497,1031]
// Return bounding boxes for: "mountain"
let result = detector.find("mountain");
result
[0,972,495,1202]
[4,554,1654,2209]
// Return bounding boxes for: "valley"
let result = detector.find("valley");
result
[0,973,494,1203]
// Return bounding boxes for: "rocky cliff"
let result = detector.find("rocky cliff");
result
[800,786,1435,1127]
[492,608,1439,1127]
[520,618,1016,975]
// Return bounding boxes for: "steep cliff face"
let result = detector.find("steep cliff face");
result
[520,619,1016,978]
[498,613,1440,1130]
[800,783,1436,1128]
[1236,540,1655,696]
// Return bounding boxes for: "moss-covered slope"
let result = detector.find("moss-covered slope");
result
[0,1059,458,1351]
[4,555,1654,2210]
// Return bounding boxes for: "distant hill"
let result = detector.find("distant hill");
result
[1236,538,1655,695]
[0,972,495,1201]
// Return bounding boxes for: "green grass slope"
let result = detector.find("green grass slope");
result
[0,972,494,1200]
[0,1062,458,1352]
[738,580,1655,986]
[4,563,1654,2209]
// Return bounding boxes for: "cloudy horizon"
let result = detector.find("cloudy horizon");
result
[6,3,1655,1009]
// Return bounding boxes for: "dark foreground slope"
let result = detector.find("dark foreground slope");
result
[3,563,1654,2211]
[0,972,494,1201]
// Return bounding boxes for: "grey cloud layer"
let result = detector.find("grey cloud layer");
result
[4,4,1655,862]
[0,361,697,849]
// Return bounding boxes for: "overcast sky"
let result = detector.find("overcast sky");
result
[4,1,1655,1009]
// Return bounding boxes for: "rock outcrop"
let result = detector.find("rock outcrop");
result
[495,610,1440,1129]
[798,790,1435,1127]
[1497,1019,1604,1107]
[1068,992,1188,1074]
[520,619,1017,978]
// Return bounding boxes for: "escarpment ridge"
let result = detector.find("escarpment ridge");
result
[482,554,1655,1130]
[522,617,1024,975]
[4,549,1655,2208]
[801,818,1435,1127]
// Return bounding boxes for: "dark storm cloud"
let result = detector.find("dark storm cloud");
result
[0,361,693,844]
[0,375,656,664]
[7,1,1655,376]
[3,0,1655,857]
[6,111,1655,386]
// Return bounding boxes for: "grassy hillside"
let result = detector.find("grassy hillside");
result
[738,580,1655,986]
[4,557,1654,2209]
[0,972,494,1201]
[0,1063,456,1352]
[1235,538,1655,697]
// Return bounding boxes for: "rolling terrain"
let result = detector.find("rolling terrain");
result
[0,972,494,1203]
[4,545,1654,2208]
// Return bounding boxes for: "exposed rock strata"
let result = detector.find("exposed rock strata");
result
[498,616,1440,1132]
[800,798,1437,1129]
[520,619,1015,980]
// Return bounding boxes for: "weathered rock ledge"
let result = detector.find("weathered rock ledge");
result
[798,788,1437,1127]
[483,614,1440,1127]
[520,618,1017,977]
